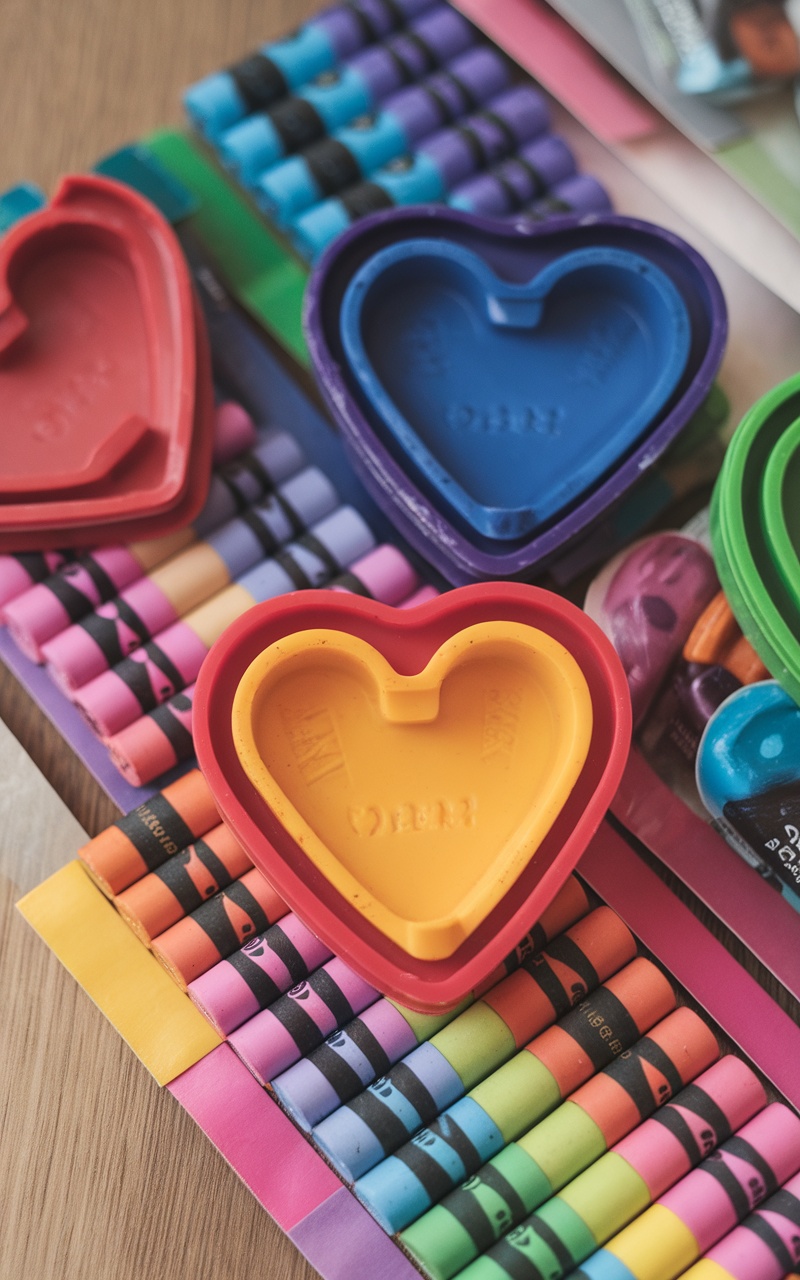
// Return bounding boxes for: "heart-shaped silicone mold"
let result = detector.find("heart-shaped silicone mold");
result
[0,173,211,539]
[339,240,690,541]
[305,207,727,584]
[194,582,631,1010]
[231,622,593,959]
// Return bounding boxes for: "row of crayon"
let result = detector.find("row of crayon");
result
[185,3,611,261]
[77,771,800,1279]
[0,397,440,788]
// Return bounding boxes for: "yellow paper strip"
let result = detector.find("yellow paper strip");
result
[17,861,222,1084]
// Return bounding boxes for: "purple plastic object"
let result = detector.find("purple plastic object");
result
[303,207,727,585]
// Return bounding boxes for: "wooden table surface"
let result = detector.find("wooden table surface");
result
[3,3,800,1280]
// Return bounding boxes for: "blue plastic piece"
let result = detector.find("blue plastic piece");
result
[696,680,800,816]
[0,183,46,233]
[338,239,692,540]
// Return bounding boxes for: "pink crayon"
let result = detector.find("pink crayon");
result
[188,910,335,1035]
[228,954,380,1084]
[0,550,74,614]
[103,542,422,786]
[682,1168,800,1280]
[43,464,338,691]
[72,506,376,739]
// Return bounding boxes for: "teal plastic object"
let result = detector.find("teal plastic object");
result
[339,240,691,541]
[0,183,45,232]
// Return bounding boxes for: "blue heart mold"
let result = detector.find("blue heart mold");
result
[304,208,727,585]
[339,240,691,541]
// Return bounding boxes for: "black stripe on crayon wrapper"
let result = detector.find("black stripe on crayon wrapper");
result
[192,877,272,955]
[397,1114,484,1200]
[218,450,280,509]
[382,29,438,85]
[724,785,800,896]
[229,52,288,114]
[650,1080,733,1162]
[479,107,518,151]
[554,985,643,1072]
[114,793,197,872]
[526,931,601,1004]
[346,1084,422,1155]
[156,835,234,915]
[272,987,334,1057]
[269,95,327,154]
[332,1017,393,1082]
[14,551,67,580]
[147,693,195,759]
[341,180,395,222]
[313,966,358,1026]
[48,555,118,624]
[312,1018,393,1102]
[704,1134,780,1217]
[328,568,372,597]
[512,154,548,198]
[602,1034,686,1120]
[306,138,364,198]
[224,924,311,1011]
[501,920,549,972]
[81,596,153,667]
[345,0,387,43]
[491,1224,567,1280]
[434,67,480,118]
[443,1162,530,1254]
[747,1187,800,1271]
[116,642,187,716]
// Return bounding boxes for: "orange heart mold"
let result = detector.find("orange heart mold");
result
[232,622,593,960]
[194,582,631,1010]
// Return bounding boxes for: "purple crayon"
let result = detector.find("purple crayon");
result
[291,83,551,261]
[5,415,304,662]
[43,465,338,692]
[189,911,335,1036]
[448,133,576,217]
[219,6,477,183]
[183,0,438,138]
[72,506,376,739]
[102,542,422,786]
[255,46,510,226]
[522,172,613,222]
[229,955,381,1084]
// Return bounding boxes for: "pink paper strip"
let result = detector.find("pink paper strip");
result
[611,748,800,1005]
[579,821,800,1110]
[450,0,660,142]
[289,1186,421,1280]
[168,1044,341,1230]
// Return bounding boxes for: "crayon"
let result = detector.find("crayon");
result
[400,585,440,607]
[312,907,636,1182]
[571,1102,800,1280]
[72,505,376,738]
[8,419,302,662]
[521,172,613,222]
[114,821,253,944]
[44,464,338,691]
[254,46,510,224]
[400,1006,719,1278]
[228,955,381,1082]
[0,550,73,613]
[219,6,476,183]
[102,541,418,787]
[272,877,592,1131]
[684,590,769,686]
[448,134,576,217]
[78,768,220,897]
[680,1167,800,1280]
[184,0,438,138]
[290,83,550,261]
[150,867,288,989]
[188,910,335,1036]
[352,957,677,1231]
[456,1055,766,1280]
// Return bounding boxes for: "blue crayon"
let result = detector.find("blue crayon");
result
[254,46,509,225]
[291,83,550,261]
[218,7,475,184]
[448,133,576,217]
[184,0,437,138]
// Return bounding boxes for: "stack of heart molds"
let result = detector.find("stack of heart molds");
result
[194,582,631,1010]
[711,373,800,705]
[0,174,215,551]
[304,206,727,584]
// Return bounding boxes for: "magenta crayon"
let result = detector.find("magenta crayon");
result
[44,465,338,691]
[78,768,221,897]
[150,866,288,989]
[682,1167,800,1280]
[400,1006,719,1278]
[272,877,592,1131]
[447,133,577,217]
[188,910,335,1036]
[312,907,636,1183]
[0,550,73,614]
[457,1055,767,1280]
[102,540,418,786]
[72,505,376,739]
[228,955,380,1084]
[114,820,253,945]
[7,418,303,662]
[571,1102,800,1280]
